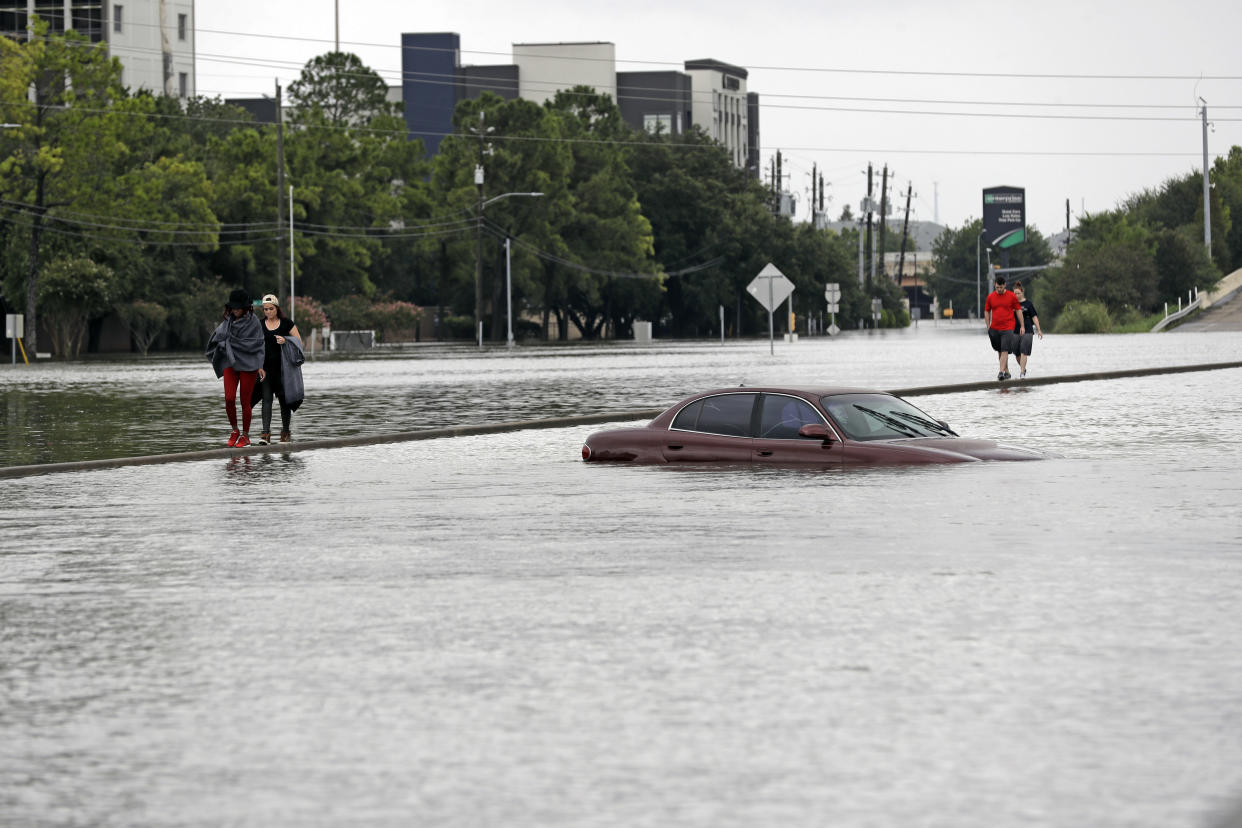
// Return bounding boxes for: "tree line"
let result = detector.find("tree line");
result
[927,149,1241,332]
[0,23,906,356]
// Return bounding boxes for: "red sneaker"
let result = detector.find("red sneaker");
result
[227,430,240,447]
[235,434,251,448]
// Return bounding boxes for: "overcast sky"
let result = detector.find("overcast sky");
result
[196,0,1242,241]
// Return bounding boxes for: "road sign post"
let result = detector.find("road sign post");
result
[824,283,841,336]
[5,313,22,365]
[747,263,795,355]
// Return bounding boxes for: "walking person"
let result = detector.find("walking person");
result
[252,293,305,444]
[206,288,265,447]
[984,274,1024,381]
[1010,282,1044,379]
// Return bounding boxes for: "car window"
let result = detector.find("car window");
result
[821,393,951,441]
[758,394,824,439]
[675,393,756,437]
[670,399,702,431]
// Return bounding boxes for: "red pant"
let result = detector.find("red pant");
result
[222,367,258,434]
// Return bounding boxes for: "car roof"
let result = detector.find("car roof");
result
[693,386,892,398]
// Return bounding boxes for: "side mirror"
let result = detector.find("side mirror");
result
[798,423,834,442]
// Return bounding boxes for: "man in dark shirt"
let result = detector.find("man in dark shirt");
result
[984,274,1024,381]
[1010,282,1044,379]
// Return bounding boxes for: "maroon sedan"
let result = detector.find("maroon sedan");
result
[581,386,1042,466]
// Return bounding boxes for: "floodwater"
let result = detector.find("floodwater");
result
[2,324,1242,827]
[0,320,1238,467]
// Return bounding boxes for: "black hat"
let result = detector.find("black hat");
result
[226,288,250,309]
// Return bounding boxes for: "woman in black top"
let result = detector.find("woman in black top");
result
[255,293,301,443]
[1010,282,1044,379]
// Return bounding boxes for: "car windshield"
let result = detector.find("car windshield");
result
[820,393,955,442]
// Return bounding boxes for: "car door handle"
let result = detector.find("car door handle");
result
[757,450,773,457]
[666,444,683,451]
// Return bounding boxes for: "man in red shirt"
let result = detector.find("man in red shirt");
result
[984,274,1024,381]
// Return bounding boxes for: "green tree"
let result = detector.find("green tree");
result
[0,22,218,354]
[282,54,432,304]
[38,257,116,357]
[1210,146,1242,272]
[430,92,568,339]
[542,88,659,339]
[0,19,126,352]
[117,300,168,355]
[927,220,986,318]
[287,52,400,127]
[927,221,1053,320]
[1041,212,1159,325]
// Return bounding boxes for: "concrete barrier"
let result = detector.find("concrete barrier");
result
[3,360,1240,480]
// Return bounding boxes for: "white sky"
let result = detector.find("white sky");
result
[195,0,1242,239]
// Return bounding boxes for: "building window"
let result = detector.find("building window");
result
[177,13,186,40]
[113,4,122,32]
[643,113,672,135]
[178,72,188,98]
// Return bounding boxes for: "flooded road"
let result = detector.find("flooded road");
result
[2,326,1242,826]
[1,322,1238,466]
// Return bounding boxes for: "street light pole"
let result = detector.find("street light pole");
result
[474,191,543,348]
[505,236,514,347]
[471,111,488,347]
[1201,98,1211,253]
[475,163,484,347]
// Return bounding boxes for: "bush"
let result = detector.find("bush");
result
[880,308,911,328]
[441,315,479,339]
[322,295,374,330]
[1054,300,1113,333]
[294,295,329,331]
[370,300,422,342]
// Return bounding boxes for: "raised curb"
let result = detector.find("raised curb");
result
[3,360,1240,480]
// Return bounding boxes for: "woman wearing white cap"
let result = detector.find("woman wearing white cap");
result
[254,293,303,443]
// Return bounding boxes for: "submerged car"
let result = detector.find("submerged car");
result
[581,386,1042,466]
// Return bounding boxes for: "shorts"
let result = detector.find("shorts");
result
[988,328,1012,352]
[1012,332,1033,356]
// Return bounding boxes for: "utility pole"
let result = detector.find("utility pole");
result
[810,162,817,225]
[857,215,864,287]
[878,164,889,279]
[275,80,286,306]
[1200,98,1211,253]
[1066,198,1071,249]
[865,163,874,290]
[334,0,340,52]
[897,183,913,287]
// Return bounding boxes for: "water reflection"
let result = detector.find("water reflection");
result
[220,452,306,485]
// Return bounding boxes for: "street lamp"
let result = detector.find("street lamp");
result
[477,191,544,348]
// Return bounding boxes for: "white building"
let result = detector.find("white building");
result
[0,0,195,98]
[684,59,749,171]
[512,41,615,106]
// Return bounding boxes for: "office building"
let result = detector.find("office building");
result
[0,0,195,98]
[400,32,759,176]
